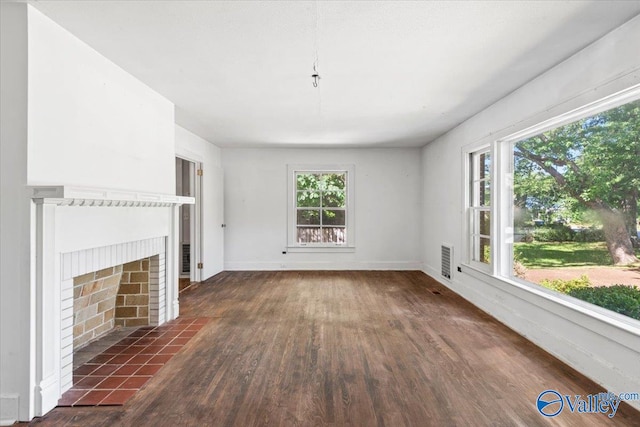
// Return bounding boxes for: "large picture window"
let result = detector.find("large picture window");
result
[287,165,355,250]
[465,88,640,324]
[511,97,639,322]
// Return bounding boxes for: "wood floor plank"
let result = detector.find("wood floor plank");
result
[26,271,639,426]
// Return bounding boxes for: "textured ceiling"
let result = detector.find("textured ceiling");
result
[29,1,640,147]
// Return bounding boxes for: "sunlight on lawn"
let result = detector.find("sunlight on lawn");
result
[514,242,620,269]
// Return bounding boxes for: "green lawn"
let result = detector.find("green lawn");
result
[513,241,640,269]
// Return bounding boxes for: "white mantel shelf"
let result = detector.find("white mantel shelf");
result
[30,185,195,207]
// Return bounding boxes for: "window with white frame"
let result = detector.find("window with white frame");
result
[468,149,492,267]
[287,165,355,250]
[464,86,640,325]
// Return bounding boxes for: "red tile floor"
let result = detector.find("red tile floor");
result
[58,317,209,406]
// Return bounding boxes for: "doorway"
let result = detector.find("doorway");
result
[176,157,198,283]
[175,154,224,283]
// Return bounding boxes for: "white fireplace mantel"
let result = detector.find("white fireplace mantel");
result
[31,185,195,207]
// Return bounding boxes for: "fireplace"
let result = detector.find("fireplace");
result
[30,186,193,416]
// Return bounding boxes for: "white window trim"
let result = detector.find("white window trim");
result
[287,164,355,251]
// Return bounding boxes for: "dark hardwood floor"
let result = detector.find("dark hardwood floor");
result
[28,271,639,426]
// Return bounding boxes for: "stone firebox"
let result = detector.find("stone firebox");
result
[59,238,167,394]
[71,255,157,352]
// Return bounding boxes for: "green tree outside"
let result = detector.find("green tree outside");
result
[514,100,640,265]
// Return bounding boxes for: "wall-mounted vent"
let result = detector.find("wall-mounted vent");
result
[182,244,190,273]
[441,245,453,280]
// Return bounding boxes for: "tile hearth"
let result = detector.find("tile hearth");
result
[58,317,209,407]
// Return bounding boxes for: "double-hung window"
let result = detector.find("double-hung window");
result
[287,164,355,251]
[469,149,492,268]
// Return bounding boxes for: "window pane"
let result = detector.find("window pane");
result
[472,209,491,236]
[321,173,346,192]
[471,236,491,264]
[480,237,491,263]
[480,153,491,180]
[296,173,321,191]
[297,191,321,207]
[322,209,345,226]
[324,227,346,244]
[297,209,320,225]
[479,180,490,206]
[297,227,322,243]
[511,98,640,323]
[322,191,345,208]
[479,211,491,236]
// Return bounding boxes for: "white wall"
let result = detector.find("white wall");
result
[27,6,175,194]
[0,3,31,425]
[222,148,422,270]
[175,125,222,168]
[422,15,640,409]
[175,126,225,279]
[1,5,180,423]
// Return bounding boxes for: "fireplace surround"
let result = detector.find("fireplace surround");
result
[30,186,193,416]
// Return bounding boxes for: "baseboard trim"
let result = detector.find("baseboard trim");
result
[36,374,60,417]
[0,394,19,426]
[224,261,423,271]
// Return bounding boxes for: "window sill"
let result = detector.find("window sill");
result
[459,263,640,337]
[287,246,355,253]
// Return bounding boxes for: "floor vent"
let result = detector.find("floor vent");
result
[441,245,453,280]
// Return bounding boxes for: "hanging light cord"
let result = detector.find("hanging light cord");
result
[312,62,320,87]
[312,0,320,88]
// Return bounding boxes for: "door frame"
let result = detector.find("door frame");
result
[175,154,202,283]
